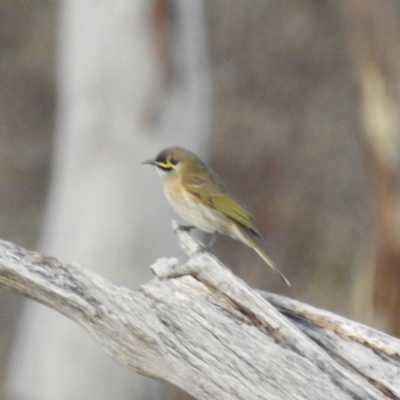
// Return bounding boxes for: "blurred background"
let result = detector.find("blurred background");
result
[1,1,400,399]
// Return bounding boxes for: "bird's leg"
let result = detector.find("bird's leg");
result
[207,232,218,248]
[175,223,216,252]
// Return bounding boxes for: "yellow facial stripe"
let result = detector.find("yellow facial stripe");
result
[157,160,174,169]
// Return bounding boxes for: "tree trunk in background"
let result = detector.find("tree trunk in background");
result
[342,0,400,335]
[6,1,212,400]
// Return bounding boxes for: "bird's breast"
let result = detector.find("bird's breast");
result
[163,178,237,236]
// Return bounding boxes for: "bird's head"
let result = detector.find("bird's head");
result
[143,147,204,180]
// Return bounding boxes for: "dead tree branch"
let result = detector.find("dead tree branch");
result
[0,222,399,399]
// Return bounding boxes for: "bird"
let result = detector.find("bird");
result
[143,147,290,286]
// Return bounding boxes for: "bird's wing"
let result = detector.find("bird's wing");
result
[211,195,261,235]
[185,178,262,236]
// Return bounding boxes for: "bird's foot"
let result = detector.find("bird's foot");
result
[176,224,196,232]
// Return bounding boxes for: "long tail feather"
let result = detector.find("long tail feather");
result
[241,231,291,286]
[252,243,291,286]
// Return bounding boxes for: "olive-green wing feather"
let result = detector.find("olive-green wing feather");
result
[210,195,261,234]
[185,176,261,236]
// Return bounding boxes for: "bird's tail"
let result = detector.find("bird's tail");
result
[242,231,291,286]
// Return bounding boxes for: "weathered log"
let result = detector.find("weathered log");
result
[0,222,399,400]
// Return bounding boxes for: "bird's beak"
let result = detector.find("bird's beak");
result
[142,159,157,166]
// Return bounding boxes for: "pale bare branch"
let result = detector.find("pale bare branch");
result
[0,223,398,399]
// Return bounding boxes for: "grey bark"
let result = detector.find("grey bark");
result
[1,223,399,400]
